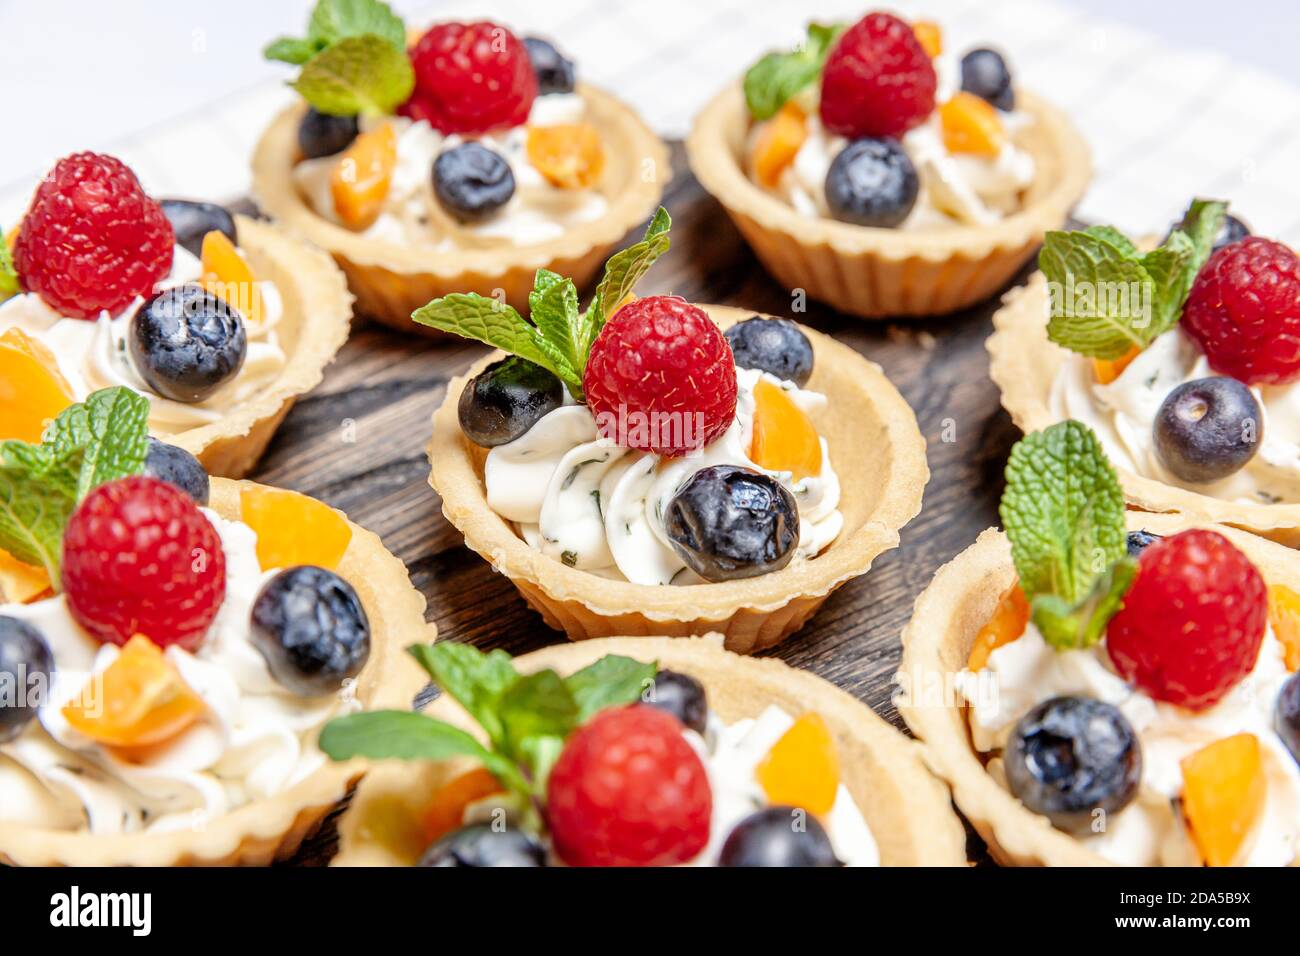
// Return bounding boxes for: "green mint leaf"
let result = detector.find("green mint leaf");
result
[0,455,73,580]
[1031,557,1136,651]
[999,421,1128,608]
[565,654,657,722]
[517,734,565,798]
[291,34,414,116]
[1039,230,1155,359]
[497,669,579,759]
[528,270,584,386]
[1173,199,1228,268]
[742,22,842,120]
[411,292,582,391]
[46,387,150,501]
[264,36,323,65]
[0,227,19,298]
[1081,225,1138,258]
[582,207,672,354]
[408,642,518,749]
[307,0,405,50]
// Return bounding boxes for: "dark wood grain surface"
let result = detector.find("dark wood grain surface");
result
[269,143,1040,864]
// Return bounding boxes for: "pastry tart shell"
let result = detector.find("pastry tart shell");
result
[427,305,929,653]
[332,634,969,866]
[250,86,671,333]
[168,215,353,478]
[685,84,1091,318]
[0,477,432,867]
[989,272,1300,545]
[896,512,1300,866]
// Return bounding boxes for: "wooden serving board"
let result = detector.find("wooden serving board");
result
[269,144,1041,864]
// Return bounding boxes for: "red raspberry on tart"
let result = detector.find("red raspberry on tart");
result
[819,12,937,139]
[12,152,174,319]
[401,21,537,135]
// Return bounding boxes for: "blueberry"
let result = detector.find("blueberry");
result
[0,617,54,744]
[1165,204,1250,253]
[523,36,575,95]
[418,824,546,867]
[1276,673,1300,766]
[433,143,516,223]
[297,107,359,159]
[960,48,1014,111]
[159,199,237,258]
[250,566,370,696]
[142,437,209,505]
[1154,376,1262,483]
[644,669,708,735]
[1125,530,1161,558]
[665,465,799,582]
[824,138,918,228]
[719,807,841,867]
[130,283,247,403]
[1004,696,1141,832]
[724,317,814,387]
[458,357,564,447]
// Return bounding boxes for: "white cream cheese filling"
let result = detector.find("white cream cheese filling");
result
[294,93,609,247]
[0,512,357,835]
[483,367,843,585]
[0,244,287,435]
[957,623,1300,866]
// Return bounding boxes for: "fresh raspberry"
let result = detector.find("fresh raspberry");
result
[819,12,937,139]
[12,153,173,320]
[62,476,226,651]
[1106,529,1266,711]
[583,296,738,457]
[400,22,537,135]
[546,705,712,867]
[1181,237,1300,386]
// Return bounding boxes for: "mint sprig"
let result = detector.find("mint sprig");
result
[743,22,843,120]
[320,642,656,815]
[265,0,405,63]
[999,421,1132,650]
[1039,200,1227,359]
[0,227,19,299]
[411,208,673,400]
[0,387,150,582]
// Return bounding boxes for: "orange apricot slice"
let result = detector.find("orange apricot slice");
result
[756,712,840,816]
[939,92,1005,158]
[750,101,807,188]
[0,327,75,443]
[967,582,1030,671]
[1267,584,1300,672]
[526,123,606,189]
[240,486,352,571]
[0,549,52,604]
[913,20,943,57]
[1092,345,1141,385]
[200,231,264,327]
[330,123,398,230]
[62,635,206,749]
[749,378,823,482]
[1180,733,1266,867]
[420,766,504,845]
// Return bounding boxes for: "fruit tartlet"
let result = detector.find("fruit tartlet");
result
[252,0,669,331]
[0,388,428,865]
[0,151,351,478]
[326,636,966,866]
[987,200,1300,542]
[423,212,927,652]
[898,420,1300,866]
[687,11,1089,318]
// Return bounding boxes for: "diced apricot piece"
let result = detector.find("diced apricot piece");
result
[1181,733,1266,867]
[757,712,840,815]
[1092,345,1141,385]
[967,583,1030,671]
[0,549,52,604]
[939,92,1005,158]
[526,122,606,189]
[330,123,398,230]
[240,486,352,571]
[420,766,504,845]
[62,635,206,749]
[1267,584,1300,672]
[200,231,264,327]
[913,20,943,57]
[0,327,75,443]
[750,101,807,188]
[749,378,823,482]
